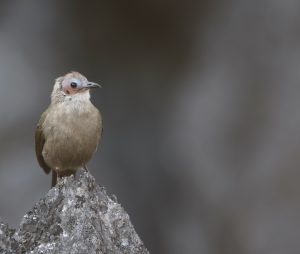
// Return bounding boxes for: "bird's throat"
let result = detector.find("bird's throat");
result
[64,90,91,102]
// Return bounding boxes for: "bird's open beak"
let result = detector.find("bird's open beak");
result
[86,82,102,89]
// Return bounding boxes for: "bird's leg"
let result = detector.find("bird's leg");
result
[55,169,76,186]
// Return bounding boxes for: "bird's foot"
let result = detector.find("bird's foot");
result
[83,165,89,172]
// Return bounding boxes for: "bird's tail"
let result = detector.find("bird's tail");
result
[51,170,57,187]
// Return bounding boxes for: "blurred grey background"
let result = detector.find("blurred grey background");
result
[0,1,300,253]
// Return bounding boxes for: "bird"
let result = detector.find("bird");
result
[35,71,102,187]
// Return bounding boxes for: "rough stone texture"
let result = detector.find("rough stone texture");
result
[0,171,149,254]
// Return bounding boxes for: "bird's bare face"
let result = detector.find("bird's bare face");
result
[60,72,100,95]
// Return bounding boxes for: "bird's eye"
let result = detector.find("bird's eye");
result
[70,82,78,88]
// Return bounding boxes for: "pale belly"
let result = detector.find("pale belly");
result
[42,102,101,172]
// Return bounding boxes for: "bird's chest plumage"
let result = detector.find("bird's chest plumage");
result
[42,100,101,170]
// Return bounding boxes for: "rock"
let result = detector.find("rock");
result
[0,171,149,254]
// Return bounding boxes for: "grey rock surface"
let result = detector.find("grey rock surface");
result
[0,171,149,254]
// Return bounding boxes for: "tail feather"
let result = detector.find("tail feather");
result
[51,170,57,187]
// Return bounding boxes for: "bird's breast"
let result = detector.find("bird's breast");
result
[42,101,102,170]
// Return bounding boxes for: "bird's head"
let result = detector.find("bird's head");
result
[51,72,101,103]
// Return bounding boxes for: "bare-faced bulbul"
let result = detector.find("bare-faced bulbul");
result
[35,72,102,187]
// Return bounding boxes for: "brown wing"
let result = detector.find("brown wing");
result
[35,110,51,174]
